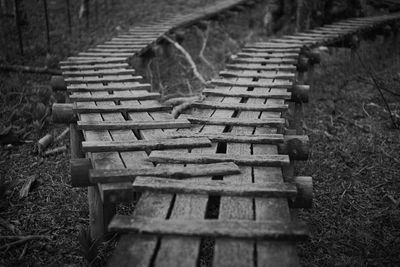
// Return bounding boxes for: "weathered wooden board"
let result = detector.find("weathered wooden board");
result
[63,69,135,77]
[132,177,298,198]
[209,78,292,88]
[81,137,211,152]
[191,101,288,112]
[66,75,143,84]
[202,88,291,99]
[219,70,295,79]
[186,115,285,127]
[60,63,129,70]
[109,216,309,241]
[69,92,160,102]
[74,103,170,113]
[166,132,284,144]
[67,82,151,92]
[226,63,297,71]
[77,119,190,130]
[90,162,241,183]
[148,151,290,166]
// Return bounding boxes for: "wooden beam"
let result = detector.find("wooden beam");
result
[231,57,298,64]
[202,89,291,99]
[60,57,126,65]
[67,83,151,92]
[89,162,241,183]
[208,79,292,89]
[74,103,170,113]
[167,133,284,144]
[132,177,298,198]
[63,69,135,77]
[191,101,288,112]
[69,92,160,102]
[226,64,297,71]
[60,63,129,70]
[219,70,295,79]
[108,216,309,241]
[186,116,285,127]
[81,137,212,153]
[65,76,143,84]
[148,151,290,167]
[77,119,191,130]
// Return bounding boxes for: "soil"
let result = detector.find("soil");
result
[1,0,400,266]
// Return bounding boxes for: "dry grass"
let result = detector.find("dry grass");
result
[297,38,400,266]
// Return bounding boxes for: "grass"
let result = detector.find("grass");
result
[297,38,400,266]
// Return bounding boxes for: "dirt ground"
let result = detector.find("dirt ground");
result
[1,0,400,266]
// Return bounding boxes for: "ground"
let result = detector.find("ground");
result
[0,0,400,266]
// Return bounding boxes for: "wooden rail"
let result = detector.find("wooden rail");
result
[51,1,400,265]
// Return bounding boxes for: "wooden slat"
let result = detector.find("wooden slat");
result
[219,70,295,79]
[237,52,299,58]
[74,103,169,113]
[186,116,285,127]
[191,101,288,112]
[60,57,126,65]
[109,216,309,241]
[167,132,284,144]
[202,88,291,99]
[242,47,301,53]
[89,162,241,183]
[65,76,142,84]
[77,119,190,130]
[63,69,135,77]
[226,63,297,71]
[231,57,298,64]
[148,151,290,166]
[78,52,134,57]
[69,92,160,102]
[132,177,298,198]
[81,137,211,152]
[60,63,129,70]
[67,82,151,92]
[209,79,292,88]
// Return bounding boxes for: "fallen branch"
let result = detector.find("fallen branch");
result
[44,145,67,156]
[0,235,50,251]
[55,127,70,143]
[170,95,205,118]
[194,23,215,72]
[162,35,206,85]
[0,64,61,75]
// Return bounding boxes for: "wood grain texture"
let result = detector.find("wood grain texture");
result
[167,132,284,144]
[89,162,241,183]
[219,70,296,79]
[191,101,288,112]
[67,82,151,92]
[132,177,298,198]
[148,151,290,166]
[226,63,297,71]
[202,88,291,99]
[209,79,292,88]
[109,216,309,241]
[81,137,211,152]
[77,119,190,130]
[74,103,170,113]
[186,116,285,127]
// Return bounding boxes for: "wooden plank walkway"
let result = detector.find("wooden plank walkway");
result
[51,1,400,266]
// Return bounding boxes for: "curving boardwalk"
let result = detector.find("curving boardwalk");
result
[52,1,400,266]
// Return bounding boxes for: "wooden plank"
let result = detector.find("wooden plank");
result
[81,137,211,153]
[219,70,295,79]
[74,103,169,113]
[87,48,137,53]
[70,92,160,102]
[246,43,304,49]
[77,118,190,130]
[209,79,292,88]
[191,101,288,112]
[242,47,301,53]
[89,162,241,183]
[226,63,297,71]
[202,88,291,99]
[63,69,135,77]
[148,151,290,167]
[109,216,309,241]
[60,63,129,70]
[237,52,299,58]
[60,57,126,65]
[231,57,298,64]
[65,76,142,84]
[78,52,134,57]
[67,82,151,92]
[186,116,285,127]
[166,132,284,144]
[132,177,297,198]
